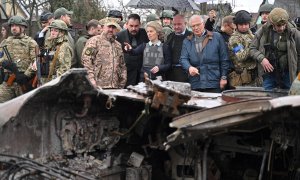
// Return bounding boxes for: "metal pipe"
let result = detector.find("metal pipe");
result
[259,151,268,180]
[267,140,274,171]
[196,155,202,180]
[202,139,211,180]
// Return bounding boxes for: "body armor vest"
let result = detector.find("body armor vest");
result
[143,43,164,67]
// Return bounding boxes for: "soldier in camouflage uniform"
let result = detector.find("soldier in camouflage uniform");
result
[39,20,73,85]
[228,10,257,87]
[81,18,127,89]
[0,15,38,103]
[250,8,300,90]
[54,7,74,47]
[160,10,174,42]
[53,7,78,68]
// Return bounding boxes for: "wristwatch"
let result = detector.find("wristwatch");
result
[221,76,227,80]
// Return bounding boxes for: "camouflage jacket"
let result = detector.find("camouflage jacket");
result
[81,34,127,89]
[44,35,73,82]
[0,34,37,77]
[228,30,256,70]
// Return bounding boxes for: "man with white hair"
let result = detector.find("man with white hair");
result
[180,15,230,92]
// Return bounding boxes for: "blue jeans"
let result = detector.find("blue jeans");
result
[263,70,291,90]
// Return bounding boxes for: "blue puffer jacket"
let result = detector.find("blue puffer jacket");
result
[180,32,230,89]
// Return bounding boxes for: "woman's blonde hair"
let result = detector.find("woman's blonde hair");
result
[146,21,164,41]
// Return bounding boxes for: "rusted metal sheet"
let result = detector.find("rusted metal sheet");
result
[150,80,191,116]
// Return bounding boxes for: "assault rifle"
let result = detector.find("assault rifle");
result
[0,45,31,92]
[1,45,17,86]
[32,47,44,88]
[32,48,51,87]
[264,43,282,88]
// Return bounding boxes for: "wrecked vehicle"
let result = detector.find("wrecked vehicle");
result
[0,69,299,180]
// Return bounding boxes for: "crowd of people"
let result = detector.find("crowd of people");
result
[0,4,299,103]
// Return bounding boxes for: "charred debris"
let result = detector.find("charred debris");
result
[0,69,299,179]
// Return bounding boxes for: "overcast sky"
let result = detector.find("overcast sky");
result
[104,0,275,13]
[233,0,275,12]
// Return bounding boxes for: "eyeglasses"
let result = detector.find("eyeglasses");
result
[191,22,203,29]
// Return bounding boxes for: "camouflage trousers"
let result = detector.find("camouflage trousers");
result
[0,82,23,103]
[228,68,262,87]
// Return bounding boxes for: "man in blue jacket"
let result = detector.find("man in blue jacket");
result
[180,15,230,93]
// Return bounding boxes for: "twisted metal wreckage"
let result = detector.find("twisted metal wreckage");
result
[0,69,300,180]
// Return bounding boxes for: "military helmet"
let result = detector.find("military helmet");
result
[48,20,68,31]
[268,8,289,25]
[8,15,28,28]
[295,17,300,27]
[258,4,275,15]
[147,14,160,23]
[107,10,123,21]
[160,10,174,19]
[233,10,252,24]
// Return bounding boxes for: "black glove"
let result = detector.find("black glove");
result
[1,60,18,73]
[15,73,29,85]
[1,60,11,68]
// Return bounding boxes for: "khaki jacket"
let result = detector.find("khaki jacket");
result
[81,33,127,89]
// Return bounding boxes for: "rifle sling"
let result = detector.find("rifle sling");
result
[47,46,61,80]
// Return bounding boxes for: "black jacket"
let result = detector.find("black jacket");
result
[116,28,149,69]
[165,29,192,65]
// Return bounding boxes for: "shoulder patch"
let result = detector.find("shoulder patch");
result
[232,44,244,54]
[84,47,95,56]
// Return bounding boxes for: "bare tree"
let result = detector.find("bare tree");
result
[13,0,108,36]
